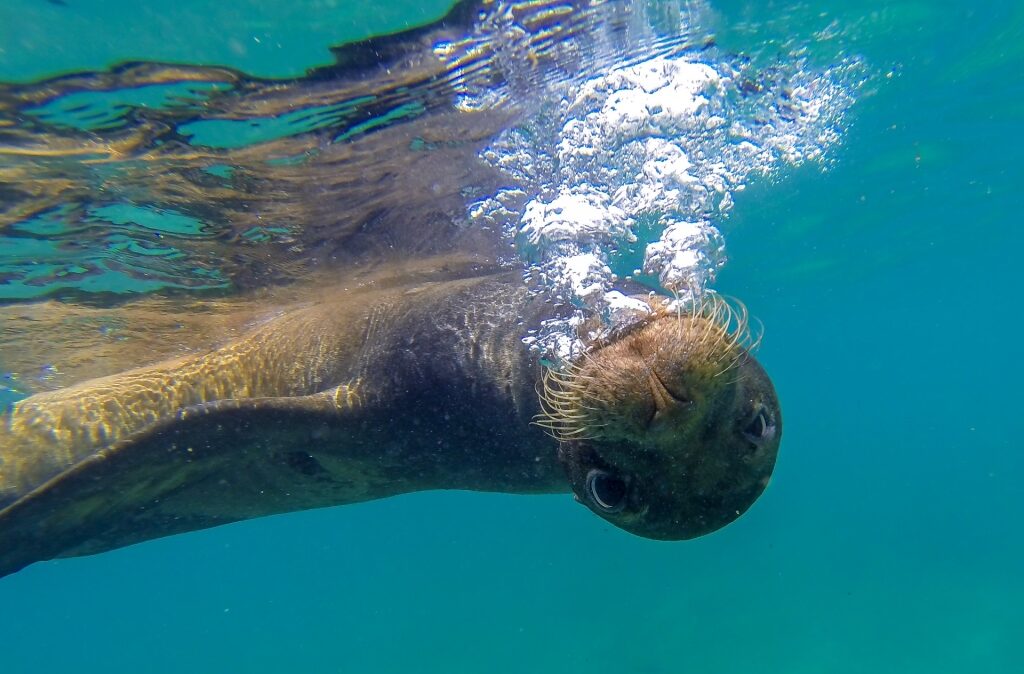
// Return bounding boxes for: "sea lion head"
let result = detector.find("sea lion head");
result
[539,295,781,540]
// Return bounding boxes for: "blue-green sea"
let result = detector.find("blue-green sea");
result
[1,1,1021,672]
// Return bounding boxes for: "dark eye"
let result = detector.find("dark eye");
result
[585,469,628,513]
[743,406,775,443]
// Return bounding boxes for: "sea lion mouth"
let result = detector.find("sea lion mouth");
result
[539,293,781,540]
[536,293,756,441]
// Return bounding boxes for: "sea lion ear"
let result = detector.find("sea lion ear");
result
[0,388,363,580]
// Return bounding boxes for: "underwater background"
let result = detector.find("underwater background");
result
[0,1,1021,672]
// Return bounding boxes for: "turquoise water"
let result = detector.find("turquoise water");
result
[1,2,1021,672]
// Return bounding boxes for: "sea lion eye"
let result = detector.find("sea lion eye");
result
[743,406,774,443]
[585,469,628,513]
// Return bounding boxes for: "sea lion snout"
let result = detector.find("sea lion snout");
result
[541,298,782,540]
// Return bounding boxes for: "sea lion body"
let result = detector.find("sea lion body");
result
[0,268,782,578]
[0,272,562,576]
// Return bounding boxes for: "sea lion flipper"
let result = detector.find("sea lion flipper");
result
[0,386,371,579]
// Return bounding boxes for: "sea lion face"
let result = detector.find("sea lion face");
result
[541,300,781,539]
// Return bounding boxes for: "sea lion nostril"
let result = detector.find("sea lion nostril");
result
[648,371,688,416]
[585,469,627,513]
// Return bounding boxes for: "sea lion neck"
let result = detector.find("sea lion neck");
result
[349,275,569,495]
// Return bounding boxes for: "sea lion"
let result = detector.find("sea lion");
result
[0,264,781,578]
